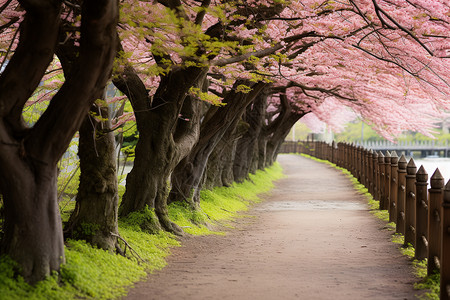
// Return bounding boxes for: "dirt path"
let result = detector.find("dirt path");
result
[125,154,423,300]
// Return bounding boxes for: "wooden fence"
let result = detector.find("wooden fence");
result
[280,140,450,299]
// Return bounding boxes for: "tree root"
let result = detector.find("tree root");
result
[111,232,146,264]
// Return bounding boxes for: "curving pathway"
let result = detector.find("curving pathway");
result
[125,154,423,300]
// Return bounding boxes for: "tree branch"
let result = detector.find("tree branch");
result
[0,0,61,133]
[372,0,434,56]
[27,0,118,164]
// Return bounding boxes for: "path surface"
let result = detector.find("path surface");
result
[125,154,423,300]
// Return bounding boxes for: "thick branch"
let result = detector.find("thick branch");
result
[113,41,150,113]
[26,0,118,164]
[0,0,61,133]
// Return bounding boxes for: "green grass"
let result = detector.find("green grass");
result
[300,153,439,299]
[168,163,284,234]
[0,163,282,300]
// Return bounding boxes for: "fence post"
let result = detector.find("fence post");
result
[368,150,374,195]
[317,141,321,158]
[404,158,417,248]
[441,180,450,300]
[337,142,341,167]
[359,147,364,184]
[331,141,336,164]
[384,152,392,211]
[320,142,324,160]
[356,146,360,182]
[378,151,386,210]
[363,148,369,189]
[344,143,350,171]
[396,155,407,235]
[353,144,358,178]
[328,142,332,162]
[372,151,378,199]
[415,165,429,261]
[429,169,444,276]
[352,144,357,178]
[390,151,398,223]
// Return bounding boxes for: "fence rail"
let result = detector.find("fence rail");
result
[280,140,450,300]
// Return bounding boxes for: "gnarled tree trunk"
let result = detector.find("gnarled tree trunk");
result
[203,117,251,189]
[114,63,205,234]
[168,81,267,206]
[65,103,119,251]
[260,93,308,168]
[233,91,268,181]
[265,112,304,166]
[0,1,118,282]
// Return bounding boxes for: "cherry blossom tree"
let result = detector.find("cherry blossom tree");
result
[114,0,450,218]
[0,0,449,283]
[114,0,300,233]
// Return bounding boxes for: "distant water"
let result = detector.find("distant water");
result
[412,158,450,184]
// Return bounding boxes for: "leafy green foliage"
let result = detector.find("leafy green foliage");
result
[120,206,162,234]
[0,231,178,299]
[60,240,146,299]
[168,202,213,235]
[189,87,226,106]
[415,269,440,300]
[117,227,179,271]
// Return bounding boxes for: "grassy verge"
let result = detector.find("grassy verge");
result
[0,163,283,300]
[300,154,439,299]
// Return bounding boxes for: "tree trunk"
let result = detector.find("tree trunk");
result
[0,1,118,282]
[114,22,232,232]
[233,92,268,182]
[220,124,243,187]
[260,92,308,168]
[257,132,268,170]
[203,144,224,190]
[65,103,119,251]
[203,118,250,189]
[265,112,306,167]
[1,160,64,284]
[168,81,266,206]
[116,65,206,234]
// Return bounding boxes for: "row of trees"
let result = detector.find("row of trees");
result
[0,0,449,283]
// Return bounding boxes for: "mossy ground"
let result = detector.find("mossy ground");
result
[301,153,439,299]
[0,163,283,300]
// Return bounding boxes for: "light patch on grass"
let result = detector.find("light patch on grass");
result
[169,163,284,232]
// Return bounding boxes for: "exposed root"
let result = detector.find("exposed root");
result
[111,232,146,264]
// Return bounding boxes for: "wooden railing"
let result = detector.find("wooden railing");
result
[280,140,450,299]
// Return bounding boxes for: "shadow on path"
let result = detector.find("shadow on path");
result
[125,154,422,300]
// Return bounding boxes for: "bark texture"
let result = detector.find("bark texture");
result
[169,81,267,206]
[261,94,308,168]
[0,1,118,282]
[203,118,251,189]
[114,62,206,234]
[65,104,119,251]
[233,91,268,182]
